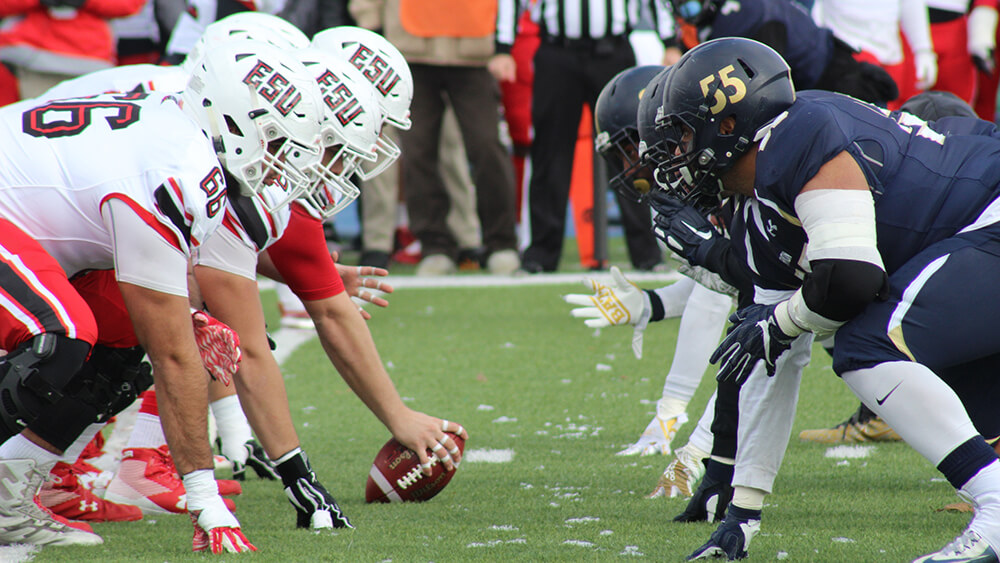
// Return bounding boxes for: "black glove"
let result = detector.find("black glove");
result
[686,505,762,561]
[276,449,353,529]
[710,303,795,385]
[674,459,734,523]
[649,191,724,267]
[41,0,87,9]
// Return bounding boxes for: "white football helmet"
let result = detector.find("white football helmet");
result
[296,47,382,218]
[182,39,324,210]
[311,26,413,179]
[182,12,310,74]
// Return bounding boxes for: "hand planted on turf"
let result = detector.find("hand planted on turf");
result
[648,191,725,268]
[285,474,353,529]
[390,411,469,475]
[563,266,652,359]
[616,413,688,456]
[710,304,794,386]
[190,497,256,554]
[332,250,393,320]
[192,310,241,386]
[686,506,761,561]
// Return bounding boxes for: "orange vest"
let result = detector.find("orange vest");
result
[399,0,497,38]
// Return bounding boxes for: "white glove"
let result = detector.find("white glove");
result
[969,5,999,74]
[913,49,938,90]
[564,266,652,359]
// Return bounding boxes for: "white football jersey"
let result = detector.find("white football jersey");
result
[39,64,189,101]
[0,91,227,293]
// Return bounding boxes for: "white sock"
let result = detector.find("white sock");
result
[732,486,766,511]
[0,434,61,465]
[656,396,689,421]
[962,461,1000,551]
[210,395,252,464]
[842,361,978,465]
[126,412,167,449]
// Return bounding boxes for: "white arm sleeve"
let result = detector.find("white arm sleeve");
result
[103,198,189,297]
[192,227,259,281]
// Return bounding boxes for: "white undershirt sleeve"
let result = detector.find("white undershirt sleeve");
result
[103,198,189,297]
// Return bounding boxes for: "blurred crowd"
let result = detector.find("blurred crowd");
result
[1,0,998,277]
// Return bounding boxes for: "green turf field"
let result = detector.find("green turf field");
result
[28,271,973,562]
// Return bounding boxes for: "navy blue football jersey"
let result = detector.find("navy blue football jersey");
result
[706,0,833,89]
[753,90,1000,275]
[726,196,808,293]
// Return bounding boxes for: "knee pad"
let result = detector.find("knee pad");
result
[0,334,91,442]
[25,344,152,452]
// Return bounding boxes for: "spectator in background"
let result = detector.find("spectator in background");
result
[352,0,521,276]
[812,0,936,109]
[924,0,997,107]
[671,0,899,106]
[0,0,143,100]
[111,0,186,65]
[280,0,355,36]
[493,0,678,274]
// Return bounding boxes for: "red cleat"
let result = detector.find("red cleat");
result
[39,462,143,522]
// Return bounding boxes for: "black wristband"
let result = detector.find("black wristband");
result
[644,289,665,322]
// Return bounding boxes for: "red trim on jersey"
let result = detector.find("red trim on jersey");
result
[0,219,98,349]
[222,209,242,239]
[167,177,194,225]
[266,202,344,301]
[101,193,184,252]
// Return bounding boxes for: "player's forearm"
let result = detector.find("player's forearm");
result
[152,358,214,474]
[306,293,408,431]
[231,352,300,460]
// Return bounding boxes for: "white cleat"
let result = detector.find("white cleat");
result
[616,413,688,456]
[647,443,706,499]
[912,528,999,563]
[0,459,103,547]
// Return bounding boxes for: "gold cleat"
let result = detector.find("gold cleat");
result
[799,404,901,443]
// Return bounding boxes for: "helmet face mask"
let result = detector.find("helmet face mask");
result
[297,48,382,218]
[182,39,325,211]
[652,37,795,210]
[594,65,666,202]
[312,26,414,180]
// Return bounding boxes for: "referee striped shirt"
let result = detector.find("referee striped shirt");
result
[495,0,676,53]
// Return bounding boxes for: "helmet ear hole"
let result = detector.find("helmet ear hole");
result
[718,115,736,136]
[225,115,243,136]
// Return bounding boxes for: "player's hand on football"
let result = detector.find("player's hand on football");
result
[331,250,393,320]
[390,410,468,475]
[564,266,653,359]
[191,310,241,386]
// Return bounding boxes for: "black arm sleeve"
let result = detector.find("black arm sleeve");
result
[700,240,755,301]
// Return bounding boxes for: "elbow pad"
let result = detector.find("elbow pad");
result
[775,259,888,337]
[802,259,889,322]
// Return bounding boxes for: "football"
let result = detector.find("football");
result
[365,432,465,503]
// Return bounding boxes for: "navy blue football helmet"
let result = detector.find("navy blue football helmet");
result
[594,65,667,201]
[654,37,795,209]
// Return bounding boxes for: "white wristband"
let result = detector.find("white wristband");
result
[182,469,219,512]
[774,290,845,338]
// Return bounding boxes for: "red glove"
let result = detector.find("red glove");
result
[192,310,241,386]
[190,511,257,554]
